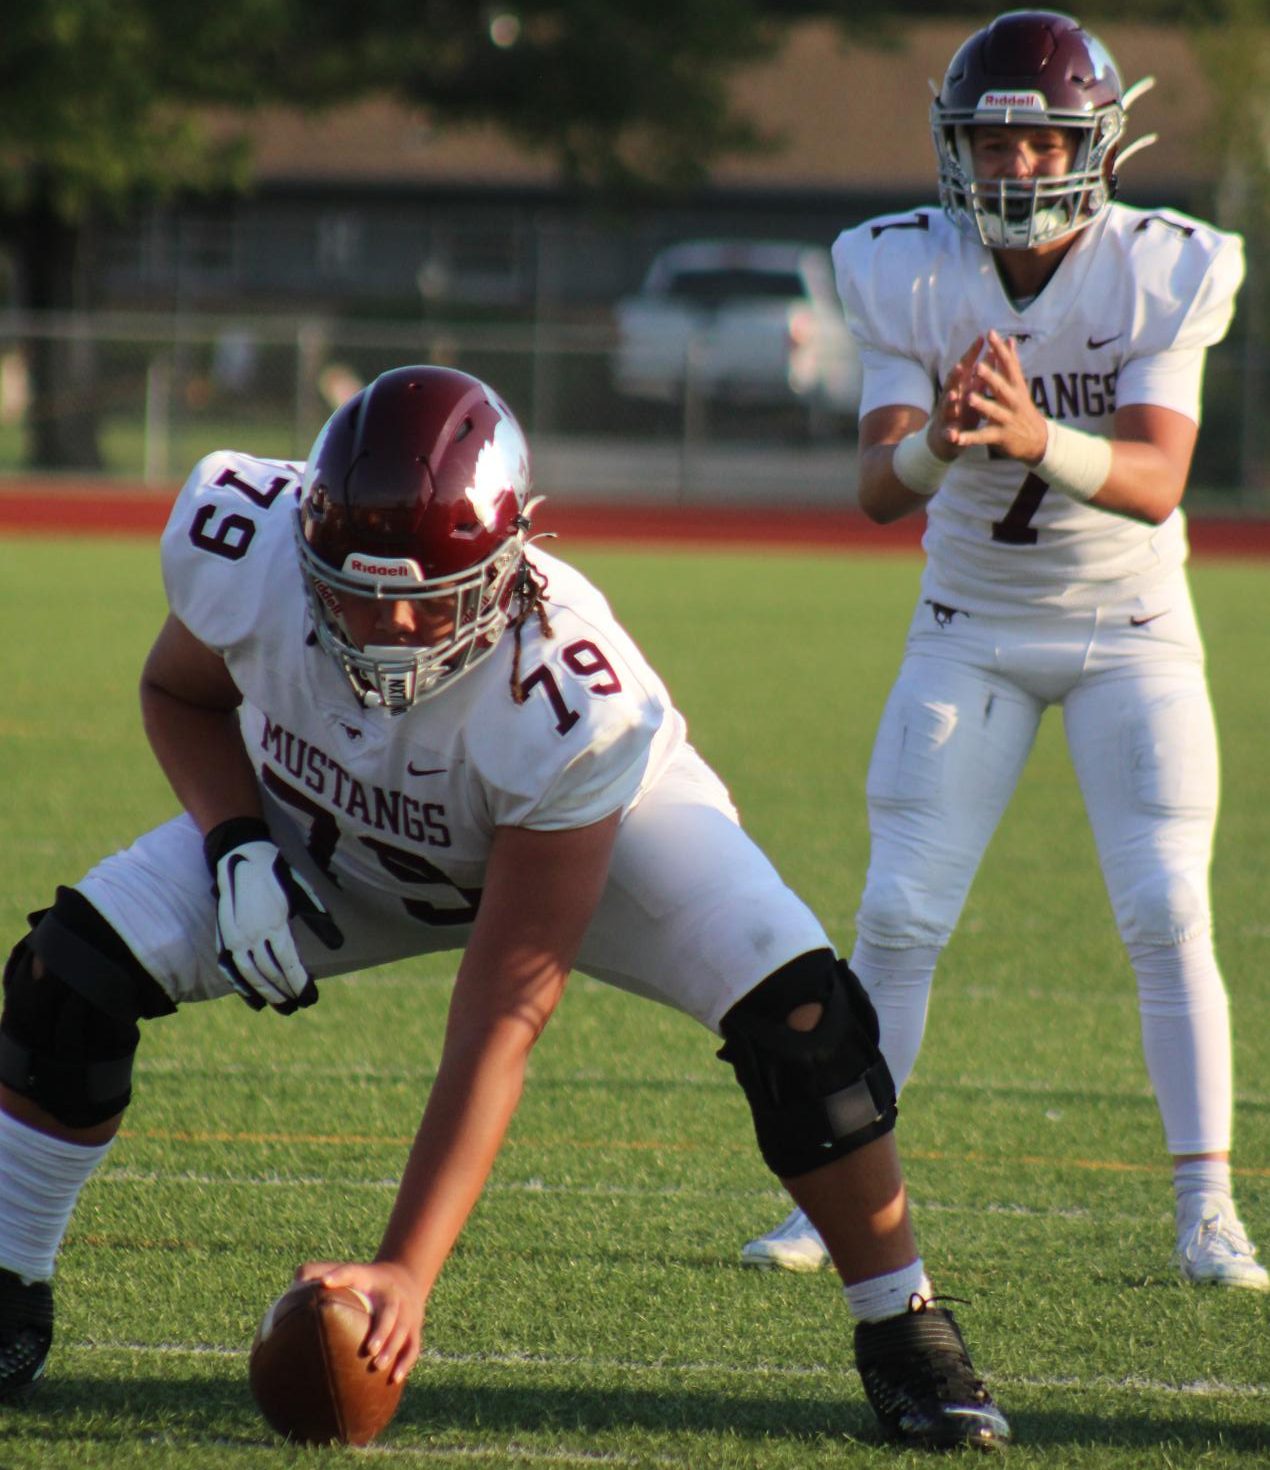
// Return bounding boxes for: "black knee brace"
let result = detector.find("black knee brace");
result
[718,947,897,1179]
[0,887,175,1128]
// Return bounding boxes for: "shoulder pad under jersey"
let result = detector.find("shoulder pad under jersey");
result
[1110,207,1245,357]
[832,208,952,356]
[463,586,668,831]
[160,450,303,653]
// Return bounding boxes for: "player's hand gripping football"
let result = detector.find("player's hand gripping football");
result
[927,334,987,458]
[952,328,1049,463]
[295,1259,424,1386]
[204,817,344,1013]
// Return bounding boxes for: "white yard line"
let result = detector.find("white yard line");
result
[69,1339,1269,1401]
[92,1166,1110,1218]
[146,1432,669,1465]
[131,1059,1270,1109]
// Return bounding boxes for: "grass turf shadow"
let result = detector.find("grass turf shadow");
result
[1,1372,1267,1459]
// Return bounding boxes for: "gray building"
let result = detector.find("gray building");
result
[96,21,1224,317]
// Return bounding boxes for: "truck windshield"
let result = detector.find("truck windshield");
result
[664,269,805,306]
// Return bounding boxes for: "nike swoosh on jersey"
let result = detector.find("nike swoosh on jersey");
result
[1087,333,1122,349]
[407,762,447,776]
[1129,611,1168,626]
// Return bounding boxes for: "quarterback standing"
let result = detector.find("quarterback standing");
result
[745,9,1267,1290]
[0,366,1008,1448]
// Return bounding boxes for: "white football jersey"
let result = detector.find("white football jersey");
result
[833,203,1245,613]
[160,451,686,918]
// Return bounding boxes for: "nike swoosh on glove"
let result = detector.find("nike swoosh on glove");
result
[204,817,344,1014]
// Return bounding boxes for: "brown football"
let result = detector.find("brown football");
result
[249,1280,404,1445]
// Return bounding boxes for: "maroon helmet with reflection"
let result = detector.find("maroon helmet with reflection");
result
[931,11,1155,249]
[297,365,535,710]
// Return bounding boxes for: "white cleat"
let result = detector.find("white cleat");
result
[740,1206,831,1272]
[1175,1200,1270,1291]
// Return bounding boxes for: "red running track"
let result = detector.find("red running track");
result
[1,479,1268,557]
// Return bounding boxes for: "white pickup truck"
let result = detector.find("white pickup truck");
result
[610,239,861,420]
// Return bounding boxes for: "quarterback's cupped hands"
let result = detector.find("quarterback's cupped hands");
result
[296,1259,424,1385]
[951,329,1050,463]
[927,334,987,458]
[203,816,344,1014]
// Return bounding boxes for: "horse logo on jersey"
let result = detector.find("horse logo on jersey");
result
[926,600,966,629]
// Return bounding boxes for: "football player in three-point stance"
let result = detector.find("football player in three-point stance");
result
[0,366,1009,1448]
[745,9,1268,1292]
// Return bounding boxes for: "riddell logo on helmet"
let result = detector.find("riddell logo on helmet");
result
[344,555,424,581]
[979,91,1046,110]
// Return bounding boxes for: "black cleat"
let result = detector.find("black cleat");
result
[0,1267,53,1401]
[854,1296,1010,1451]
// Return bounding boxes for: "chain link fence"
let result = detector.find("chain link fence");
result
[0,308,1265,512]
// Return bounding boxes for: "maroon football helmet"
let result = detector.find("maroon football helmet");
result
[297,365,536,710]
[932,11,1155,248]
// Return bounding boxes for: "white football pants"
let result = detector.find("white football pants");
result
[76,744,830,1036]
[852,570,1232,1156]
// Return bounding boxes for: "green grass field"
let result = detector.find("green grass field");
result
[0,534,1267,1468]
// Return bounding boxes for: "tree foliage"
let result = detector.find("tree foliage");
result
[0,2,775,225]
[0,0,1265,466]
[2,0,1264,256]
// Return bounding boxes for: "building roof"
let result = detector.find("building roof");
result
[232,21,1213,198]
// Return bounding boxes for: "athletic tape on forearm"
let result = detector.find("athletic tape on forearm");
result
[890,429,948,496]
[1036,419,1113,503]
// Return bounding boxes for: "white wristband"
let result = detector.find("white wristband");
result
[1036,420,1112,503]
[891,429,948,496]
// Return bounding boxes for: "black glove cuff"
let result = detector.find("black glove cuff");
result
[203,816,273,875]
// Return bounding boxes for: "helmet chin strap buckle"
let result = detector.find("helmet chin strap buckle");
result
[358,651,420,712]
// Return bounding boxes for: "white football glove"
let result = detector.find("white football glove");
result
[204,818,343,1014]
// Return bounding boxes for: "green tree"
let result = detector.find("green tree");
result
[1,1,1264,466]
[0,1,801,467]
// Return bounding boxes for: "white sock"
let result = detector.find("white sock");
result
[843,1259,933,1323]
[1173,1159,1233,1228]
[0,1109,114,1282]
